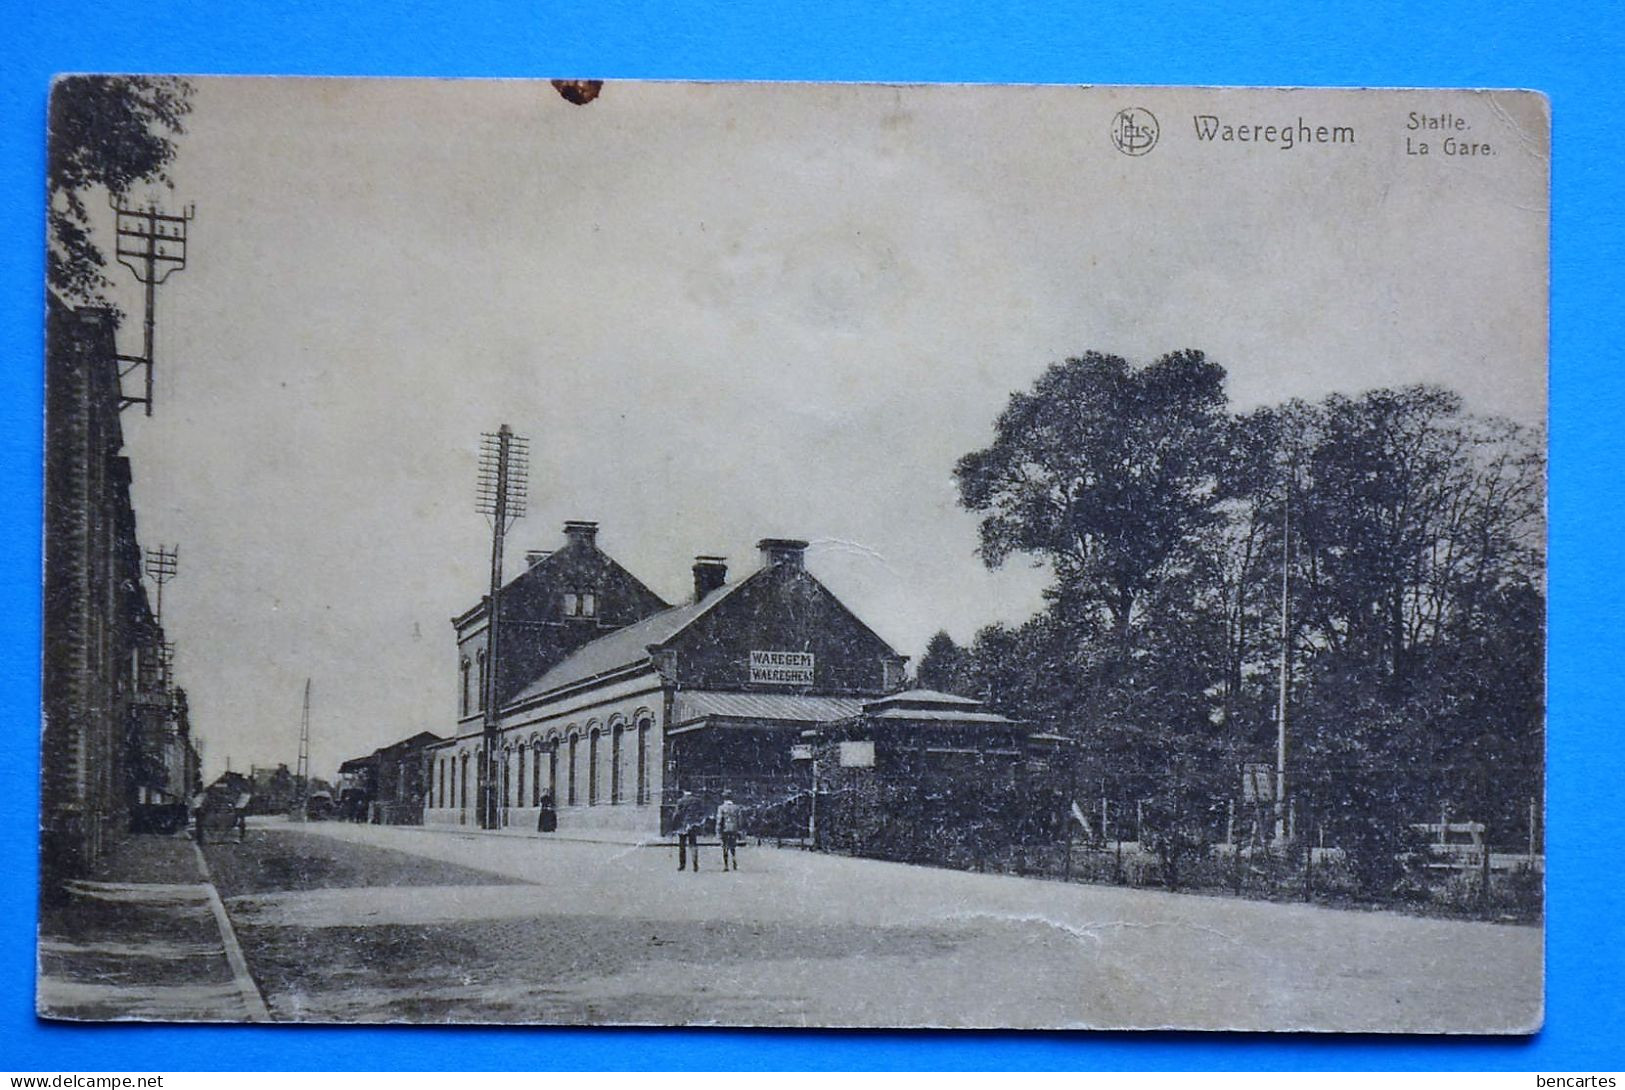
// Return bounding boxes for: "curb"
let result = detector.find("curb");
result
[191,840,273,1022]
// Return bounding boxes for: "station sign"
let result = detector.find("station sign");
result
[838,740,875,768]
[750,650,814,685]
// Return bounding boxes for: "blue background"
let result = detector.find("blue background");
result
[3,0,1619,1071]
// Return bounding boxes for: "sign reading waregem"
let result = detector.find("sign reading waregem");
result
[750,650,815,685]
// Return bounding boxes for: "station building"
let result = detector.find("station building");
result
[424,523,933,838]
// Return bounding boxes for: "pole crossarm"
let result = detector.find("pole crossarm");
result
[107,195,194,416]
[144,544,179,625]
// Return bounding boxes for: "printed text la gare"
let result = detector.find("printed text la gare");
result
[1407,111,1493,156]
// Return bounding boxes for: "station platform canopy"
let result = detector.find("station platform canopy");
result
[668,691,866,735]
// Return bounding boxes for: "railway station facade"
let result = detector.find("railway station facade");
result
[423,522,1025,839]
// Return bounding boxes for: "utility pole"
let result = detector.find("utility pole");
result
[110,196,193,416]
[145,545,178,624]
[294,679,312,823]
[1274,468,1293,846]
[475,426,529,830]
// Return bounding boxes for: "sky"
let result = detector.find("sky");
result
[94,80,1547,779]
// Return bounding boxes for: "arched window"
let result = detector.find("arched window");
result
[517,743,527,809]
[588,729,601,806]
[459,658,472,717]
[636,720,651,806]
[568,733,579,806]
[501,747,512,814]
[532,743,544,805]
[437,758,445,807]
[548,738,559,804]
[459,752,469,815]
[611,724,624,805]
[476,650,488,711]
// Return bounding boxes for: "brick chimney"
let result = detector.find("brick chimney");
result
[562,520,599,551]
[692,556,728,603]
[757,538,808,570]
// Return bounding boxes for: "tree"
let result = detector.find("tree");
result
[915,630,973,694]
[954,350,1231,653]
[1293,386,1543,684]
[952,351,1239,868]
[948,350,1543,902]
[48,76,193,306]
[1240,387,1545,880]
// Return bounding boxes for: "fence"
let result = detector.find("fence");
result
[792,772,1543,922]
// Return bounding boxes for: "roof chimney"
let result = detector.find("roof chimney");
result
[562,520,599,551]
[757,538,809,570]
[692,556,728,603]
[525,549,552,569]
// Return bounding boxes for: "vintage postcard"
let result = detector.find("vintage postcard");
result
[39,79,1547,1031]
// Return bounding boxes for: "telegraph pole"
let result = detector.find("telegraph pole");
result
[476,426,528,830]
[1274,470,1293,845]
[294,679,312,823]
[145,545,178,624]
[110,197,193,416]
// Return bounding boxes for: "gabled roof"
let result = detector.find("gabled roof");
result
[866,707,1017,725]
[341,730,445,770]
[859,688,1020,726]
[378,730,444,756]
[451,538,668,628]
[864,688,983,710]
[505,578,752,706]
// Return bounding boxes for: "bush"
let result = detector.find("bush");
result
[1504,862,1544,920]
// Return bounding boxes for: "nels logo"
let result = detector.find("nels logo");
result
[1110,107,1160,156]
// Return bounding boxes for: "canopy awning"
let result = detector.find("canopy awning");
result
[669,691,866,735]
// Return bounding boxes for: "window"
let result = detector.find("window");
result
[580,591,596,617]
[532,744,544,805]
[548,739,559,803]
[636,721,650,805]
[459,658,472,717]
[611,725,624,804]
[476,650,487,711]
[564,590,598,618]
[517,744,527,808]
[568,734,579,805]
[588,729,601,805]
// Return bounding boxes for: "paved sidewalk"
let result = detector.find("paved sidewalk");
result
[37,832,270,1022]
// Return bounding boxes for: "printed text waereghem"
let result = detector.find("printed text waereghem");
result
[1193,115,1356,148]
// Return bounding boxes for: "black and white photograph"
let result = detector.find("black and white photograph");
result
[39,79,1547,1032]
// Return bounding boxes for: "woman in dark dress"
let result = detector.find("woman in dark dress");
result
[537,791,557,833]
